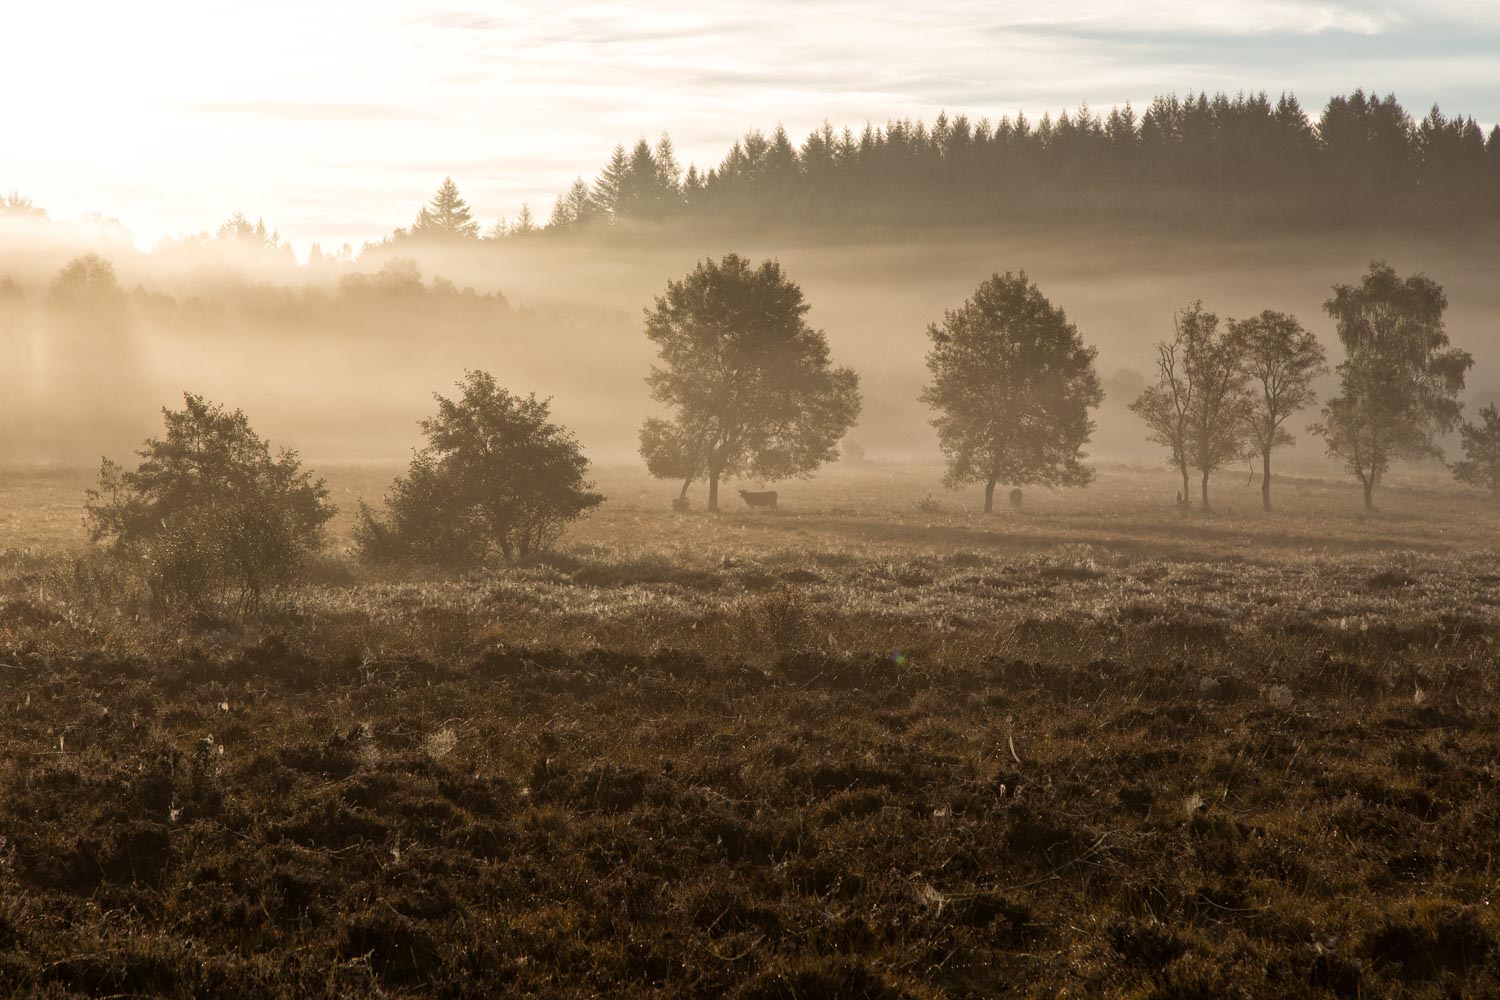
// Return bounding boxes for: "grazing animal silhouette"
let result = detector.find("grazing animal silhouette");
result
[1008,487,1023,509]
[739,490,778,510]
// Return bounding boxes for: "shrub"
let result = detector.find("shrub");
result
[357,371,603,566]
[85,394,334,613]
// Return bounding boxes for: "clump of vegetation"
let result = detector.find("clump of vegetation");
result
[84,394,334,613]
[1452,404,1500,504]
[357,371,603,565]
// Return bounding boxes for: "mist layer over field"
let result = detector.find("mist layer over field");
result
[3,220,1497,480]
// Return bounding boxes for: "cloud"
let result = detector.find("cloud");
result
[1005,1,1404,37]
[417,10,505,31]
[184,101,436,122]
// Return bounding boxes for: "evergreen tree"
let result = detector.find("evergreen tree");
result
[593,145,630,219]
[550,177,596,228]
[411,177,480,240]
[653,133,684,216]
[510,203,537,234]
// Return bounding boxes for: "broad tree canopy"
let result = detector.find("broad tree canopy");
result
[639,253,861,510]
[921,271,1102,511]
[1313,261,1472,510]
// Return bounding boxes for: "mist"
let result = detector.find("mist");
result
[3,211,1496,481]
[8,2,1500,990]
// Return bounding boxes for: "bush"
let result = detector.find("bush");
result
[85,394,334,613]
[357,371,604,566]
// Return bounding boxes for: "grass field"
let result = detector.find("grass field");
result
[2,463,1498,996]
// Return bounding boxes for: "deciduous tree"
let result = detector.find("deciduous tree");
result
[921,271,1103,512]
[1133,304,1253,511]
[1230,311,1328,511]
[639,254,861,511]
[1312,262,1472,510]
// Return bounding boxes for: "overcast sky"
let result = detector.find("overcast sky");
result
[6,0,1498,250]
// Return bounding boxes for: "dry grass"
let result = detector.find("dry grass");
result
[0,462,1498,996]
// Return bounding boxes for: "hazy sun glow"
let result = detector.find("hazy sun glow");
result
[5,0,1498,250]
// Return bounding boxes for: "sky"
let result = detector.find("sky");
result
[5,0,1499,251]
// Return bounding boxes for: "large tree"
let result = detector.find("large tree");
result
[1450,404,1500,504]
[920,271,1103,512]
[1312,262,1472,510]
[639,253,861,511]
[1132,304,1253,511]
[1229,311,1328,511]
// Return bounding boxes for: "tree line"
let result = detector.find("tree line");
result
[80,255,1499,615]
[9,88,1497,260]
[384,90,1500,241]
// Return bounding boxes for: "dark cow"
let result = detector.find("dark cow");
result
[739,490,778,510]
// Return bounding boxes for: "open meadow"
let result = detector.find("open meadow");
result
[1,463,1498,996]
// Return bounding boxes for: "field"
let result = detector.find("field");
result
[2,462,1499,997]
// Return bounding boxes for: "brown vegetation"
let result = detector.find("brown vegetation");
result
[0,466,1497,995]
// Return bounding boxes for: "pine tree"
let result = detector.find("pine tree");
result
[511,203,537,234]
[411,177,480,240]
[593,145,629,219]
[654,133,683,214]
[550,178,595,228]
[619,139,660,218]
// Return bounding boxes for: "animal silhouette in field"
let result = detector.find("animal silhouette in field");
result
[1008,488,1023,509]
[739,490,778,510]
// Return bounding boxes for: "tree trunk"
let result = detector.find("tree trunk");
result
[1179,462,1191,508]
[708,470,720,512]
[1261,450,1272,513]
[984,478,997,514]
[1362,475,1375,512]
[1200,469,1211,513]
[678,478,691,500]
